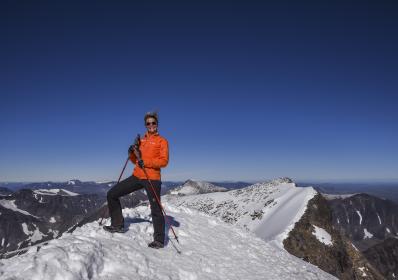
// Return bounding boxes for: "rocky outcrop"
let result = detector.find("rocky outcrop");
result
[327,193,398,251]
[363,238,398,280]
[284,194,384,280]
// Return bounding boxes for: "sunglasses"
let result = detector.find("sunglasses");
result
[146,121,157,126]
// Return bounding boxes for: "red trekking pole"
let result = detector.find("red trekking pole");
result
[140,167,179,244]
[99,156,129,225]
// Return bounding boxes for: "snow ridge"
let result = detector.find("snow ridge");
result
[166,178,317,249]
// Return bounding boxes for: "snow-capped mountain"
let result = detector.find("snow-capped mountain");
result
[168,179,228,196]
[0,204,336,280]
[325,193,398,279]
[326,193,398,251]
[0,188,146,258]
[21,180,116,195]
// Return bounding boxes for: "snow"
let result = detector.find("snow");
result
[49,217,56,223]
[30,228,46,242]
[67,180,76,185]
[1,238,4,247]
[356,210,362,225]
[377,213,382,225]
[312,225,333,246]
[387,228,391,233]
[0,200,39,218]
[166,179,317,250]
[358,267,367,277]
[33,189,79,196]
[21,223,30,235]
[364,228,373,239]
[21,223,47,242]
[0,205,335,280]
[351,243,359,251]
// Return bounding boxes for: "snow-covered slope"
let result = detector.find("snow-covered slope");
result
[33,189,79,196]
[169,179,227,196]
[166,178,317,249]
[0,203,335,280]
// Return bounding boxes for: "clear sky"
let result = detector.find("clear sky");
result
[1,1,397,182]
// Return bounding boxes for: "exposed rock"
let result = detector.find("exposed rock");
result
[364,238,398,280]
[284,194,384,280]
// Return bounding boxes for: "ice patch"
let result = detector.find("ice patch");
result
[312,225,333,246]
[1,238,4,247]
[364,228,373,239]
[386,228,391,234]
[49,217,56,223]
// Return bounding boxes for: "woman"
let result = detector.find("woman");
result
[104,111,169,249]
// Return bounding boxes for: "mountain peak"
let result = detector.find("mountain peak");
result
[169,179,228,196]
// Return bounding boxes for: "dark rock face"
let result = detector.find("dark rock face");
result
[327,194,398,251]
[364,238,398,280]
[0,188,147,258]
[284,194,384,280]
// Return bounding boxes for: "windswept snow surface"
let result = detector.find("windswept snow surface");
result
[0,205,335,280]
[167,179,317,249]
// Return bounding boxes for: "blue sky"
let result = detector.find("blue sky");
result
[1,1,397,182]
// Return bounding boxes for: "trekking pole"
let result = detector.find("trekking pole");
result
[99,156,129,225]
[141,167,179,244]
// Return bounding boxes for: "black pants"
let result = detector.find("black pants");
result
[107,175,165,243]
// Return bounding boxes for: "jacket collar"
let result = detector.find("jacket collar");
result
[145,132,159,138]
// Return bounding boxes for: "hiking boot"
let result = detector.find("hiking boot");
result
[148,240,164,249]
[103,225,125,233]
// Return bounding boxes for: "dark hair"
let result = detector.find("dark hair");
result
[144,111,159,124]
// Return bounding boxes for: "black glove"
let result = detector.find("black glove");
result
[128,134,141,155]
[138,159,144,168]
[133,134,141,148]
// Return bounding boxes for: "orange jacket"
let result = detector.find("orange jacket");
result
[130,132,169,180]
